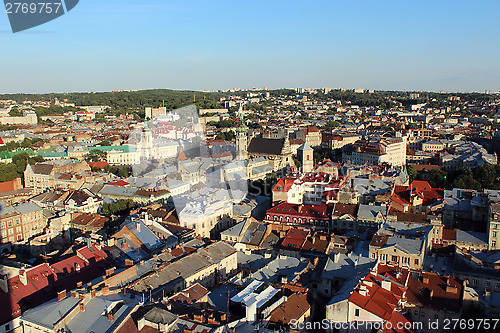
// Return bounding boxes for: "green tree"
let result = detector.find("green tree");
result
[428,168,448,188]
[324,120,340,129]
[407,165,417,183]
[8,107,22,117]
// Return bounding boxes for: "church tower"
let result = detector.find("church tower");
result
[298,143,313,173]
[141,126,154,159]
[236,104,248,160]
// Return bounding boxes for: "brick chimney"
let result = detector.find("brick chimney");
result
[107,312,114,321]
[79,302,85,312]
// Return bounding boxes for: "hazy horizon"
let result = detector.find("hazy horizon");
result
[1,0,499,94]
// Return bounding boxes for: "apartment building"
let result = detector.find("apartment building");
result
[369,234,425,270]
[343,137,407,167]
[0,202,45,247]
[178,198,234,238]
[24,159,92,194]
[488,203,500,250]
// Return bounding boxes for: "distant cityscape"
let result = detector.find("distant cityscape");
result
[1,86,500,333]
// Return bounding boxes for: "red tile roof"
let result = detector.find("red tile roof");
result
[331,203,357,218]
[348,265,409,323]
[405,272,462,313]
[266,202,330,225]
[272,177,298,192]
[268,293,310,325]
[0,244,109,326]
[107,179,129,186]
[88,161,109,170]
[169,283,209,304]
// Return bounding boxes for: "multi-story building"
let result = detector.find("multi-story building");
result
[63,189,103,214]
[488,203,500,250]
[405,272,463,332]
[421,140,444,153]
[326,264,411,333]
[128,241,237,297]
[145,106,167,119]
[296,126,322,147]
[179,198,234,238]
[264,202,331,228]
[369,234,425,270]
[321,133,361,150]
[24,159,92,194]
[343,137,407,167]
[0,202,45,247]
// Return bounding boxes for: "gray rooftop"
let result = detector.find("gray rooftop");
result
[65,297,134,333]
[125,220,164,251]
[357,204,387,221]
[322,252,374,280]
[385,236,423,255]
[22,296,80,329]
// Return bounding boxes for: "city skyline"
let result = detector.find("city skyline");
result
[1,0,500,94]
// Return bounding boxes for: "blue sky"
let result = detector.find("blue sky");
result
[1,0,499,93]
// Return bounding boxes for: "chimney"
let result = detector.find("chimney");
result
[105,267,115,277]
[0,274,8,293]
[19,270,28,286]
[381,280,392,291]
[422,276,429,284]
[87,238,92,249]
[103,285,109,296]
[58,290,67,301]
[137,221,141,232]
[79,302,85,312]
[107,312,114,321]
[77,281,82,288]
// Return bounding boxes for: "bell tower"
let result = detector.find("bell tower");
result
[236,104,248,160]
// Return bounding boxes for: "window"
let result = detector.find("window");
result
[414,259,419,266]
[472,279,477,286]
[355,309,360,317]
[414,310,418,315]
[392,255,398,262]
[494,232,497,238]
